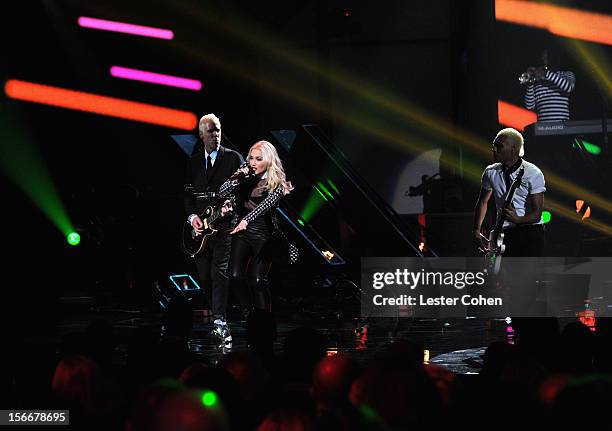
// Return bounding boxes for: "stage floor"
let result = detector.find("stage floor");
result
[55,299,515,374]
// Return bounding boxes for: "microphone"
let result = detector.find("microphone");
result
[229,162,255,180]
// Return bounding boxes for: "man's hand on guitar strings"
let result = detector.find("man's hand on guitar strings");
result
[503,204,520,223]
[473,229,489,252]
[221,199,234,216]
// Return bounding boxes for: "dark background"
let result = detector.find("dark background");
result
[2,0,611,332]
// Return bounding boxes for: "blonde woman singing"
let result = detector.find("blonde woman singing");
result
[218,140,293,313]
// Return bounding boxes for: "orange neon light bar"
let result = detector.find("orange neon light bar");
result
[496,0,612,46]
[498,100,537,131]
[4,79,197,130]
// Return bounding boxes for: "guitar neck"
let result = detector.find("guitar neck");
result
[206,197,234,224]
[209,210,221,224]
[495,167,525,232]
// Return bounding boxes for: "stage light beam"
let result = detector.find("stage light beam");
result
[0,107,75,240]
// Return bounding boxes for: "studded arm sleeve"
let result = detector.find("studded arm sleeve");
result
[243,185,284,224]
[218,179,240,199]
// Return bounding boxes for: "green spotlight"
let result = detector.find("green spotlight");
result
[317,182,334,200]
[67,232,80,246]
[1,108,74,238]
[327,179,340,195]
[314,185,328,202]
[301,187,327,222]
[297,219,305,227]
[582,141,601,155]
[573,139,601,155]
[201,390,218,407]
[542,211,551,224]
[359,405,382,423]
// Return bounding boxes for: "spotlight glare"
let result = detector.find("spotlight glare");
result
[67,232,80,246]
[201,390,218,407]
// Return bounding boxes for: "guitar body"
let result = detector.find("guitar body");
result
[485,229,505,275]
[182,206,219,258]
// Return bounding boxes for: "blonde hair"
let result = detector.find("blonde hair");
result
[198,113,221,135]
[248,140,293,195]
[495,127,525,157]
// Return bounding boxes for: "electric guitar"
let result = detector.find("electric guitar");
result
[480,165,525,275]
[182,196,235,258]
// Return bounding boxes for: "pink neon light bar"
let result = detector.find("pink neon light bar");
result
[78,17,174,40]
[110,66,202,91]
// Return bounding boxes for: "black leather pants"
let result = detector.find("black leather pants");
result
[228,220,273,312]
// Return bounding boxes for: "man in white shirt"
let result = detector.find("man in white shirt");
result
[473,128,546,256]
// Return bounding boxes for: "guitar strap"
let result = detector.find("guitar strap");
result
[503,157,523,198]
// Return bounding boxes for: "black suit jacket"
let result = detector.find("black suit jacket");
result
[184,145,244,225]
